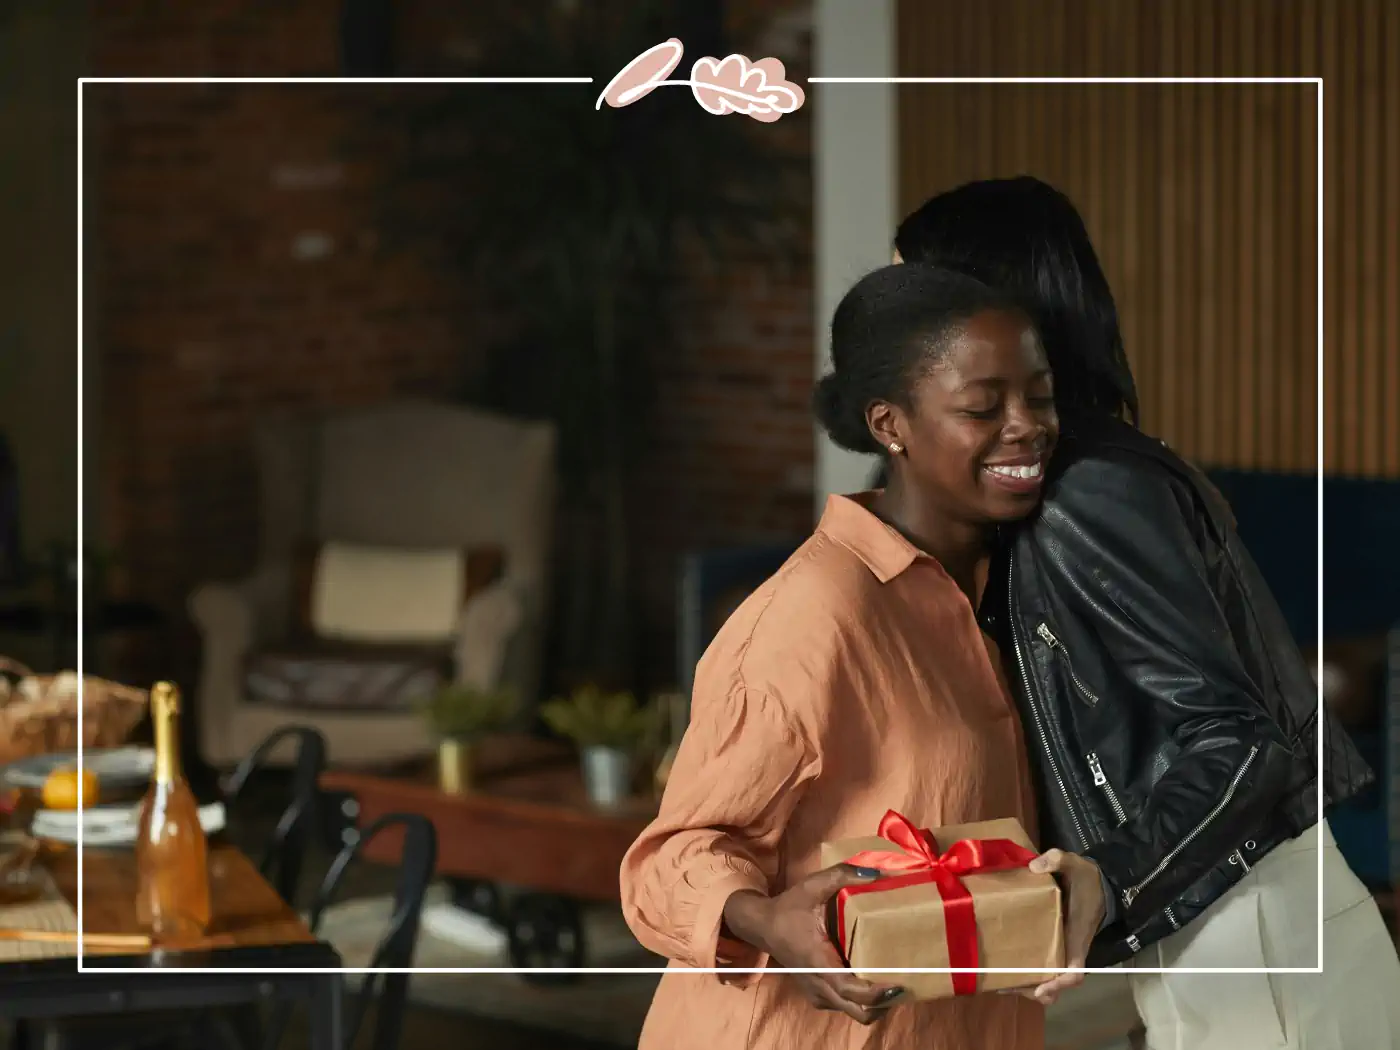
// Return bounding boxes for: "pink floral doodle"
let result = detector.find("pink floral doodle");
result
[595,38,805,123]
[596,39,687,109]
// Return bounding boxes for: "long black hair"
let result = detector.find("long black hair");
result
[895,176,1139,427]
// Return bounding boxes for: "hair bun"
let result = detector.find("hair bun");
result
[813,372,881,455]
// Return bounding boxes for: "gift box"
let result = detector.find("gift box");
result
[820,811,1065,1000]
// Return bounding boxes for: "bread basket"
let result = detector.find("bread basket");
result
[0,657,148,767]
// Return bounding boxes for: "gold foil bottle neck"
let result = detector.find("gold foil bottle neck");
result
[150,681,181,717]
[150,681,182,784]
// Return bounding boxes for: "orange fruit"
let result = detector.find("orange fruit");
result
[41,767,100,811]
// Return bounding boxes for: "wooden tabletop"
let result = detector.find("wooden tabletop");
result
[322,734,659,824]
[321,734,658,901]
[32,841,316,958]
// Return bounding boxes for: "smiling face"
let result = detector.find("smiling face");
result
[869,308,1058,523]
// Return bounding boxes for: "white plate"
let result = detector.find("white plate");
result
[31,801,226,848]
[1,747,155,791]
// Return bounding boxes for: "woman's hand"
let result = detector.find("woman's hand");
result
[1020,849,1108,1005]
[723,864,906,1024]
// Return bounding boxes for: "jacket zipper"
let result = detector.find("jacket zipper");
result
[1165,907,1180,931]
[1121,745,1260,909]
[1035,623,1102,706]
[1087,752,1129,826]
[1008,554,1090,851]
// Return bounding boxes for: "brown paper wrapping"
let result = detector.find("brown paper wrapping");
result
[819,817,1065,1000]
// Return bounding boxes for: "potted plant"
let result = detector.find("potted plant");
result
[420,683,516,793]
[540,685,659,807]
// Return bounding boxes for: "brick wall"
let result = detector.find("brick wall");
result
[91,0,814,693]
[630,255,816,680]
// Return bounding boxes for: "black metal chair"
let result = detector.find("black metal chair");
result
[263,813,438,1050]
[222,725,327,909]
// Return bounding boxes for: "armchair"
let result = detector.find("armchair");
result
[190,401,555,768]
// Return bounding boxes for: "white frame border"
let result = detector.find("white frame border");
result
[74,29,1326,983]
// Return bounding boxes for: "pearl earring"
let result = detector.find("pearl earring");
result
[888,442,903,454]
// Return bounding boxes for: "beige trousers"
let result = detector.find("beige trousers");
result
[1128,821,1400,1049]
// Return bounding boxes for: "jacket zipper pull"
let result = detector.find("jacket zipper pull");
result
[1087,752,1108,787]
[1036,623,1059,648]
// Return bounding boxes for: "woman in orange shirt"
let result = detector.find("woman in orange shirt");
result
[620,264,1103,1050]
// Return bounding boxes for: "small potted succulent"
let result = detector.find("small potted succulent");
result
[540,686,659,807]
[421,683,516,793]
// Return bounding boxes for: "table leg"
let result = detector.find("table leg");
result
[308,973,344,1050]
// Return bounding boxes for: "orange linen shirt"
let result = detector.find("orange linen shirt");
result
[620,493,1045,1050]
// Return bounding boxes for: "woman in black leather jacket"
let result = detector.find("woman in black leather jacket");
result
[890,177,1399,1048]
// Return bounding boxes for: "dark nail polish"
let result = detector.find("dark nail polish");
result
[877,986,906,1004]
[853,866,881,879]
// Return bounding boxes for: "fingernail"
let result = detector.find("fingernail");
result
[877,987,906,1004]
[853,866,881,879]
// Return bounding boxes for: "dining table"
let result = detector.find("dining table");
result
[0,834,344,1049]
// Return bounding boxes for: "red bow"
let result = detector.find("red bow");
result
[835,810,1038,996]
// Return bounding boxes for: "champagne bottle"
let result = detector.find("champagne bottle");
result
[135,681,211,941]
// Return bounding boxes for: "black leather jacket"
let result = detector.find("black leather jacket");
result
[980,418,1373,966]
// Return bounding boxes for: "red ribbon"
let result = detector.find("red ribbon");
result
[834,810,1038,996]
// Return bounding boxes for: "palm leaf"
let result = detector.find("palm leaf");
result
[540,686,658,749]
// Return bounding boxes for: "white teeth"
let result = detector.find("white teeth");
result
[986,463,1042,480]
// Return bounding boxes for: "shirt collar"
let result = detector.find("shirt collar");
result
[817,492,923,583]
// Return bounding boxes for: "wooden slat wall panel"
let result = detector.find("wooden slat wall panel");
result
[896,0,1398,477]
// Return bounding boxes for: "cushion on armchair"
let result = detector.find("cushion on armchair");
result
[246,540,509,713]
[291,540,505,644]
[244,640,453,713]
